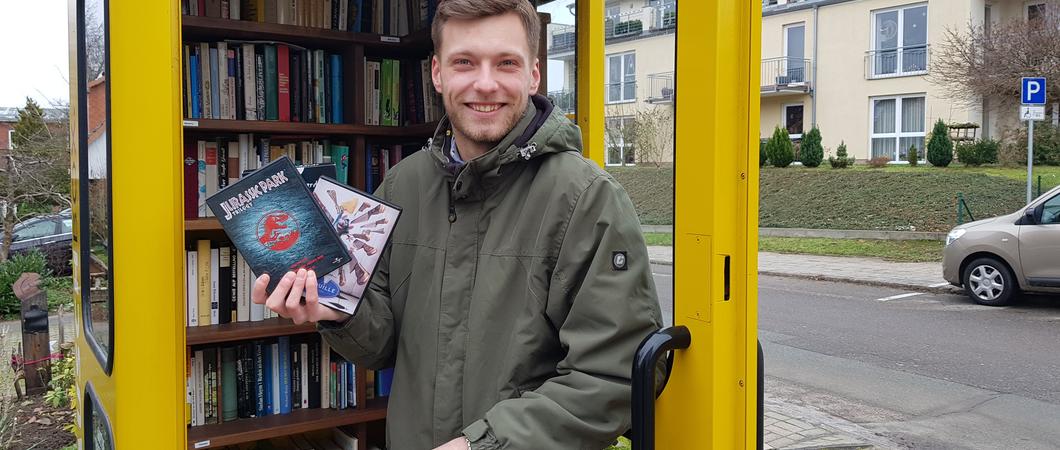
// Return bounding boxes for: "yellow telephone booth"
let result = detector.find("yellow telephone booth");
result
[69,0,759,448]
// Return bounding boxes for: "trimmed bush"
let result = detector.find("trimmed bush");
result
[0,251,50,317]
[957,139,1000,167]
[828,141,853,168]
[765,126,795,168]
[907,145,919,166]
[801,126,824,167]
[927,119,954,167]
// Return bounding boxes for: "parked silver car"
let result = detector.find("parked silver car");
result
[943,185,1060,306]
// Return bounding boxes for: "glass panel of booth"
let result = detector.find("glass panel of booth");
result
[79,0,113,373]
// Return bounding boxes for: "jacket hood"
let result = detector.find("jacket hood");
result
[424,94,582,198]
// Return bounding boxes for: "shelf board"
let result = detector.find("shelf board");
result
[183,118,438,137]
[187,398,388,449]
[186,317,316,346]
[185,218,222,231]
[182,15,431,51]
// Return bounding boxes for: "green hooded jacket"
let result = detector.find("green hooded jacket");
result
[318,95,663,449]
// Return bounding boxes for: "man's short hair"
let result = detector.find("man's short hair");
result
[431,0,541,59]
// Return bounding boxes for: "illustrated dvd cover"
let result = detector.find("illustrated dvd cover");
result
[206,156,350,293]
[310,176,402,314]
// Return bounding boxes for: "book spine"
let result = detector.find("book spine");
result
[193,350,204,426]
[184,140,198,219]
[380,59,391,126]
[196,240,212,326]
[199,43,212,119]
[186,251,198,327]
[330,54,342,123]
[210,47,221,119]
[235,344,248,419]
[277,44,291,122]
[219,246,233,324]
[255,48,266,120]
[315,50,326,124]
[264,45,279,120]
[278,337,291,414]
[308,337,321,408]
[221,346,238,422]
[185,352,193,426]
[255,340,267,417]
[210,248,220,325]
[321,339,330,409]
[271,342,280,415]
[236,251,249,322]
[204,141,218,216]
[300,342,309,408]
[234,45,245,120]
[291,338,301,410]
[291,51,301,123]
[217,42,229,119]
[190,51,201,119]
[243,44,257,120]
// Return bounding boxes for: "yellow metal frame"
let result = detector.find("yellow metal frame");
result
[71,0,186,446]
[70,0,760,447]
[655,1,761,448]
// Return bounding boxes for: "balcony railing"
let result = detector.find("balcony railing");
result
[604,4,676,40]
[548,24,576,54]
[865,45,929,79]
[761,57,812,94]
[547,89,576,115]
[647,72,674,103]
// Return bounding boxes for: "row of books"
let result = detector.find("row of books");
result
[183,41,344,124]
[187,335,359,426]
[181,0,439,37]
[187,240,267,326]
[364,57,443,127]
[363,142,416,193]
[185,136,351,219]
[210,427,359,450]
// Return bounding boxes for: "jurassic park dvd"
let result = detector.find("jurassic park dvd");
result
[206,156,350,293]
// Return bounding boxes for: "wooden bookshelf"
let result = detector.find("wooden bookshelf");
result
[182,15,432,52]
[184,218,222,231]
[186,317,317,346]
[183,118,439,137]
[187,398,388,449]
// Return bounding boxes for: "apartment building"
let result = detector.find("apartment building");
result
[545,0,676,165]
[761,0,1040,162]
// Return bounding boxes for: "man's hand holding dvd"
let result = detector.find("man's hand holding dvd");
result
[206,156,401,324]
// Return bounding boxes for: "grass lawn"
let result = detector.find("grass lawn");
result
[849,164,1060,192]
[759,237,943,262]
[643,232,673,246]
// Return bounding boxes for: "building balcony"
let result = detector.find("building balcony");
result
[547,89,577,116]
[761,57,812,97]
[547,3,676,57]
[865,45,929,79]
[646,72,674,104]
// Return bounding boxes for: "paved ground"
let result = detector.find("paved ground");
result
[651,250,1060,450]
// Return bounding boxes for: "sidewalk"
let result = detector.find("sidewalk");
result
[647,246,958,292]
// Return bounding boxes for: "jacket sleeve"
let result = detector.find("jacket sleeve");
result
[463,174,664,450]
[316,180,397,370]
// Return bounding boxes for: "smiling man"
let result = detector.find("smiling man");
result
[252,0,663,448]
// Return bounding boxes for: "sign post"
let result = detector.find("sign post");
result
[1021,77,1046,203]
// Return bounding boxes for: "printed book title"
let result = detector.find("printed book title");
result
[219,170,291,220]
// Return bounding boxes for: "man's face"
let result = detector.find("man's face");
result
[432,12,540,146]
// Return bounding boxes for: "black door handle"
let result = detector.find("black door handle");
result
[631,325,691,450]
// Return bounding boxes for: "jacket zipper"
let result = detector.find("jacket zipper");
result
[447,181,457,223]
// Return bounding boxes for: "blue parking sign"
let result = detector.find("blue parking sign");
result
[1022,77,1047,105]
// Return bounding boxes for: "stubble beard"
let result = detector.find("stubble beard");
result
[445,95,524,149]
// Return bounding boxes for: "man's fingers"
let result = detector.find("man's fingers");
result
[285,269,308,323]
[251,274,270,305]
[266,271,296,316]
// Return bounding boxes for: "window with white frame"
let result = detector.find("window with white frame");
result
[871,95,926,162]
[1026,2,1048,22]
[7,129,14,149]
[784,104,804,139]
[605,116,636,166]
[870,4,928,77]
[607,52,636,103]
[605,3,621,18]
[783,23,806,83]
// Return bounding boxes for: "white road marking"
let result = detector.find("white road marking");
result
[928,282,951,288]
[652,273,673,277]
[875,292,924,302]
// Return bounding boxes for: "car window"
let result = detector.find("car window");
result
[1041,194,1060,225]
[15,220,57,241]
[61,218,73,233]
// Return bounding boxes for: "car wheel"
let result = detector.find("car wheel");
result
[962,257,1017,306]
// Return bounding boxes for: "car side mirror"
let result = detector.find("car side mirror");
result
[10,234,20,242]
[1023,206,1043,225]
